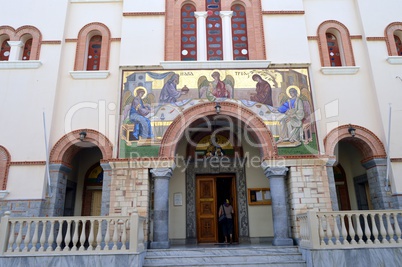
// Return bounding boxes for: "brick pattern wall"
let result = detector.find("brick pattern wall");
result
[287,163,333,238]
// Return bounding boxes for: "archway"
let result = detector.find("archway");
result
[43,129,113,217]
[324,124,392,210]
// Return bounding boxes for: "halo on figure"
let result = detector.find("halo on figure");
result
[210,69,224,80]
[133,86,148,99]
[285,85,300,98]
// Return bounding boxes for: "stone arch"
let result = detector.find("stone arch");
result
[49,129,113,165]
[324,124,386,161]
[384,22,402,56]
[0,145,11,190]
[159,101,277,160]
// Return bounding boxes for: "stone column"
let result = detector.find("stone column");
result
[100,162,112,216]
[7,41,23,61]
[220,11,234,61]
[326,157,339,211]
[150,167,173,249]
[362,158,394,209]
[194,11,208,61]
[262,166,293,246]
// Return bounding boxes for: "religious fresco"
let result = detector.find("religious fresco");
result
[119,68,317,158]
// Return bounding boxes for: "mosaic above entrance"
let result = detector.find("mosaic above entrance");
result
[119,68,318,158]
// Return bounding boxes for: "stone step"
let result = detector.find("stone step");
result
[143,246,306,267]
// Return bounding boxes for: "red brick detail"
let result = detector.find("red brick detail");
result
[262,11,305,15]
[317,20,355,67]
[164,0,266,61]
[74,22,111,71]
[323,124,387,161]
[123,12,165,16]
[0,25,42,60]
[159,101,277,160]
[49,129,113,165]
[0,146,11,190]
[384,22,402,56]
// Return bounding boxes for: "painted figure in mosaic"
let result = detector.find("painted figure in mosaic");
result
[250,74,273,106]
[210,71,231,98]
[198,71,234,100]
[274,88,304,144]
[159,73,188,104]
[129,88,153,139]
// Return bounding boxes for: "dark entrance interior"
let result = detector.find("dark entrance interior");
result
[216,176,236,243]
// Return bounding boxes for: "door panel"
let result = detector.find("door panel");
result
[197,177,217,243]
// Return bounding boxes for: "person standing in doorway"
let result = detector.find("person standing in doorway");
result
[219,199,234,244]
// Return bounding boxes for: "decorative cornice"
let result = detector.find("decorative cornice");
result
[65,38,78,42]
[41,40,62,45]
[10,161,46,166]
[391,158,402,162]
[69,71,110,79]
[320,66,360,75]
[110,38,121,42]
[262,11,305,15]
[307,36,318,40]
[387,56,402,65]
[366,37,386,41]
[123,12,165,16]
[0,61,42,69]
[350,35,362,39]
[160,60,271,70]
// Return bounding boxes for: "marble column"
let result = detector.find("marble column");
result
[194,11,208,61]
[150,167,173,249]
[100,162,112,216]
[326,158,339,211]
[263,166,293,246]
[220,11,234,61]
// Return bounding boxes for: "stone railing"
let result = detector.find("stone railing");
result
[0,212,146,255]
[297,210,402,249]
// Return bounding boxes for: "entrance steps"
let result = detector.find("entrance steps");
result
[143,246,306,267]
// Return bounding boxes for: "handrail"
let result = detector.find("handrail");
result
[0,211,146,255]
[297,210,402,249]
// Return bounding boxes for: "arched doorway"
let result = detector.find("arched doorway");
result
[324,124,392,210]
[159,102,277,244]
[47,129,113,217]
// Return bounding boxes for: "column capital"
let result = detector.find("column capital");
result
[150,167,174,179]
[220,11,234,18]
[7,41,23,47]
[194,11,208,19]
[362,158,387,169]
[262,166,289,178]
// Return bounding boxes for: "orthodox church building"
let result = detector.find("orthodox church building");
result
[1,0,402,262]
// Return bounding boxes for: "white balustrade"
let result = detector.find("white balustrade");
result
[297,210,402,249]
[0,212,146,256]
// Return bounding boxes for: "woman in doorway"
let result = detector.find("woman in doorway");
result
[219,199,234,243]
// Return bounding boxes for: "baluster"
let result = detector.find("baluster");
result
[347,214,357,244]
[333,215,341,245]
[370,213,380,244]
[121,219,127,250]
[7,221,16,252]
[79,220,87,251]
[55,220,63,251]
[379,213,387,243]
[319,215,325,245]
[15,221,23,252]
[355,214,364,244]
[325,215,334,245]
[23,220,32,252]
[64,220,72,251]
[393,213,402,243]
[341,214,348,245]
[72,220,79,251]
[386,213,395,243]
[112,219,119,250]
[46,220,55,251]
[105,219,111,250]
[363,214,372,244]
[31,220,39,252]
[96,219,102,251]
[39,221,47,252]
[88,219,95,250]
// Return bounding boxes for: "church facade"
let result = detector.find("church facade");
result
[1,0,402,252]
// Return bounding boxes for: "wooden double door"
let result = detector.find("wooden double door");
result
[196,175,237,243]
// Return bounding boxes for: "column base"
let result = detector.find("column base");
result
[150,241,171,249]
[272,237,294,246]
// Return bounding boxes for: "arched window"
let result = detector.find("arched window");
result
[326,33,341,66]
[0,38,10,61]
[385,23,402,56]
[0,146,11,190]
[22,37,33,61]
[87,35,102,70]
[317,21,355,67]
[74,23,111,71]
[395,35,402,56]
[231,4,248,60]
[181,4,197,61]
[206,0,223,60]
